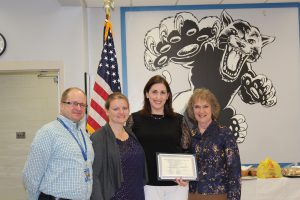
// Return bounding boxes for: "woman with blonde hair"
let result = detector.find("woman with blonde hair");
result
[90,92,147,200]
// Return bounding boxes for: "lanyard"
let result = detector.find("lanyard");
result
[57,118,88,161]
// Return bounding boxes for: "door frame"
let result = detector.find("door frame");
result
[0,61,64,98]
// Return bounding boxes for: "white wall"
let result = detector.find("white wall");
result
[0,0,88,90]
[0,0,127,99]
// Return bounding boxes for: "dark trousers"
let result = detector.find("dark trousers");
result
[38,192,70,200]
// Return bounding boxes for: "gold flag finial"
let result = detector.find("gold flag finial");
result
[104,0,114,20]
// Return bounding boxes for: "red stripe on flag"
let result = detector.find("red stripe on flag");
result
[90,99,108,122]
[94,82,109,100]
[87,116,101,132]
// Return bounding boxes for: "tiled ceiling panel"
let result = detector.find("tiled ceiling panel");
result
[178,0,222,5]
[57,0,300,7]
[131,0,177,6]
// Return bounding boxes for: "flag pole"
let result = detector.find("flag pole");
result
[86,0,121,134]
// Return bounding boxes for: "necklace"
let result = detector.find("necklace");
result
[111,125,128,141]
[150,114,164,120]
[116,129,129,141]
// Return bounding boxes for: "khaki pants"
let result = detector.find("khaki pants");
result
[188,192,227,200]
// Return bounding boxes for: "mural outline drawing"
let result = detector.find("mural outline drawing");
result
[143,10,277,143]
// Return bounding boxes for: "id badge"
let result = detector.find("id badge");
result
[84,168,91,182]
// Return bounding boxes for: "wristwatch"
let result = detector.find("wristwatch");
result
[0,33,7,56]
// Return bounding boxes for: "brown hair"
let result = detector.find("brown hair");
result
[141,75,175,117]
[186,88,221,121]
[105,92,129,110]
[60,87,86,103]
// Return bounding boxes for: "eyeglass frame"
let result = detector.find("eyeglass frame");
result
[62,101,87,108]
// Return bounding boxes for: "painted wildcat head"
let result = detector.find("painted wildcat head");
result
[217,10,275,82]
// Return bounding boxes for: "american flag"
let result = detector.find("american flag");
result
[86,20,121,134]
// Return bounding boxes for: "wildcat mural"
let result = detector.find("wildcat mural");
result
[143,10,277,143]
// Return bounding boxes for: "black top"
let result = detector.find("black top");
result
[127,111,184,186]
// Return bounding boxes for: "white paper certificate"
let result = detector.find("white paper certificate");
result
[157,153,198,181]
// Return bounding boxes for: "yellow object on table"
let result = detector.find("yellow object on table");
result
[257,157,282,178]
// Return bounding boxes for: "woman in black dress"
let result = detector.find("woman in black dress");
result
[126,75,188,200]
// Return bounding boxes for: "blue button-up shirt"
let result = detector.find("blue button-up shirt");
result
[23,115,94,200]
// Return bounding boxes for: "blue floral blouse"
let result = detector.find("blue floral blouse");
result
[182,120,241,200]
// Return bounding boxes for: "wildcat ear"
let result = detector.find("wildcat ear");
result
[221,10,233,28]
[261,35,275,47]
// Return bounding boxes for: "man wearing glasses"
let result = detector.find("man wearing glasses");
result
[23,87,94,200]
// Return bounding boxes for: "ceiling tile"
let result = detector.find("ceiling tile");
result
[114,0,132,7]
[57,0,82,6]
[62,0,299,8]
[84,0,132,7]
[84,0,101,7]
[131,0,177,6]
[178,0,222,5]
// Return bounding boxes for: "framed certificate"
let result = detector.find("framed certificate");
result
[157,153,198,181]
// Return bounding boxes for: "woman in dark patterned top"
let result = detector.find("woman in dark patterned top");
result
[182,88,241,200]
[126,75,189,200]
[90,92,147,200]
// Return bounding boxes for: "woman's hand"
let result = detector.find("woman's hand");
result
[175,177,189,187]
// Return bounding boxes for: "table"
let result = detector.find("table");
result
[241,177,300,200]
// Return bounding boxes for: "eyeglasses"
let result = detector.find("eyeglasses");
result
[63,101,87,108]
